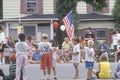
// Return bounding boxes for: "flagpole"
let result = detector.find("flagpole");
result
[19,0,21,25]
[17,0,22,35]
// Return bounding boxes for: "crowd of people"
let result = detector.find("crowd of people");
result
[0,26,120,80]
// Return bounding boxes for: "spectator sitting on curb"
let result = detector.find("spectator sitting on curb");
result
[92,54,111,79]
[28,44,41,64]
[115,59,120,78]
[98,41,109,57]
[0,54,23,80]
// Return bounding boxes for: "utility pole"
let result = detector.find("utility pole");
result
[0,0,3,19]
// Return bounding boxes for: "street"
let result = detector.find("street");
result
[0,63,116,80]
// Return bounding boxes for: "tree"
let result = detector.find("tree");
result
[55,0,107,48]
[78,0,107,12]
[55,0,107,19]
[112,0,120,28]
[55,0,78,49]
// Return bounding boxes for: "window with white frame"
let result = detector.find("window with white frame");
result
[96,29,106,40]
[27,0,36,13]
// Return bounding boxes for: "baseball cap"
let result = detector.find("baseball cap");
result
[41,33,48,38]
[9,54,16,62]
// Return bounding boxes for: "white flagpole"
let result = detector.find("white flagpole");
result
[17,0,22,34]
[19,0,21,25]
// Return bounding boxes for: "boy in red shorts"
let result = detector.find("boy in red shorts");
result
[38,33,52,80]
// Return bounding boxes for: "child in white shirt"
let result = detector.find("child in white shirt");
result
[49,40,58,79]
[71,37,80,79]
[115,39,120,62]
[15,33,29,80]
[84,40,95,80]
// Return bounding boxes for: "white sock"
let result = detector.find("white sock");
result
[47,75,51,78]
[43,75,47,79]
[2,58,5,64]
[0,59,1,64]
[54,76,57,77]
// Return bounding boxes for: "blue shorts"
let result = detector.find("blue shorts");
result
[85,61,94,70]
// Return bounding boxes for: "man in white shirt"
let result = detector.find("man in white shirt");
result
[112,30,120,52]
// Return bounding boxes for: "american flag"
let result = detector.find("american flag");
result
[63,11,74,41]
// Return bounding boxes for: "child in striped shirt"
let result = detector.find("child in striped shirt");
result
[0,54,23,80]
[0,54,16,80]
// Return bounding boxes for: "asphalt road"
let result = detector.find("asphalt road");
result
[0,63,117,80]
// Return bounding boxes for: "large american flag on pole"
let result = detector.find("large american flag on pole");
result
[62,11,74,41]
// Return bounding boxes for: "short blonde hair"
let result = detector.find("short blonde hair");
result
[100,54,108,62]
[87,40,94,45]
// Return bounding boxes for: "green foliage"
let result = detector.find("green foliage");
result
[77,0,107,12]
[55,0,106,48]
[112,0,120,28]
[55,0,107,36]
[115,21,120,28]
[73,10,79,37]
[55,0,78,49]
[55,0,77,19]
[55,0,79,37]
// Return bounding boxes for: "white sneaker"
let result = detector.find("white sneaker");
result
[41,76,46,80]
[73,76,79,79]
[2,58,5,64]
[111,52,114,55]
[47,75,51,80]
[115,61,117,63]
[0,60,2,64]
[2,62,5,64]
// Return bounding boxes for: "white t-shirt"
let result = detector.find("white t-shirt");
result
[112,33,120,45]
[84,47,95,62]
[117,45,120,50]
[0,32,6,44]
[52,51,57,60]
[72,44,80,63]
[15,42,29,56]
[38,42,52,55]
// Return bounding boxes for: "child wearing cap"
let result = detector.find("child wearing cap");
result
[0,54,22,80]
[8,54,16,80]
[38,33,52,80]
[9,54,23,80]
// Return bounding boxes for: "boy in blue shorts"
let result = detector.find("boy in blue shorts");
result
[84,40,95,80]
